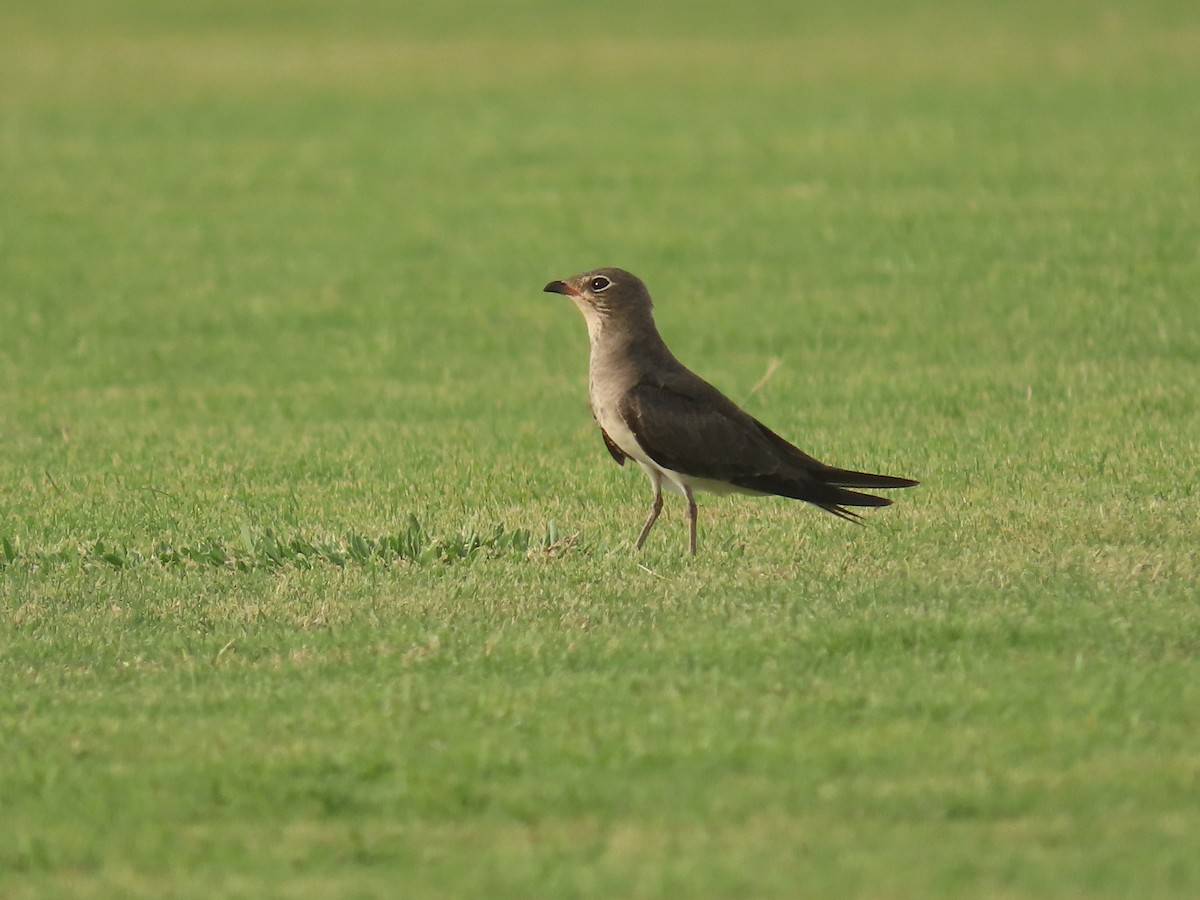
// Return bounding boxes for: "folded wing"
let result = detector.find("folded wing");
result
[620,376,917,521]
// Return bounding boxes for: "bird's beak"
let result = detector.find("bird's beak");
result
[543,279,575,296]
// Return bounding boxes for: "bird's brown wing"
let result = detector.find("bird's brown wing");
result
[620,378,902,518]
[619,379,800,483]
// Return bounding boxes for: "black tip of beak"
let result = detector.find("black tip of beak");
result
[543,280,569,295]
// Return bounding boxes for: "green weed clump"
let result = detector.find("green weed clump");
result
[0,519,572,573]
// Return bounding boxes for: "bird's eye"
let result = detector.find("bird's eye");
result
[589,276,612,293]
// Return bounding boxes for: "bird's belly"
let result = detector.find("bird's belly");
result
[654,468,766,497]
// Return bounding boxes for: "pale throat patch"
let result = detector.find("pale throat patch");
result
[571,299,608,347]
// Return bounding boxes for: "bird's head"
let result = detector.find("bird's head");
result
[543,267,654,344]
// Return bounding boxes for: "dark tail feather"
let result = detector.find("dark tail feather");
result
[731,468,913,523]
[821,504,868,524]
[819,466,919,490]
[806,484,895,526]
[814,470,913,523]
[819,488,895,525]
[734,474,896,509]
[823,485,894,509]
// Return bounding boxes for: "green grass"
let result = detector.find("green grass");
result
[2,1,1199,896]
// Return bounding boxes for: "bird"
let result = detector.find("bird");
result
[544,267,918,554]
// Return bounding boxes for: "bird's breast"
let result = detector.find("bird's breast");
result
[590,387,650,467]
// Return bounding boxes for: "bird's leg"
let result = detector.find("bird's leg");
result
[684,486,698,555]
[635,480,664,551]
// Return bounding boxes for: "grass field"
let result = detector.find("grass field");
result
[2,1,1199,896]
